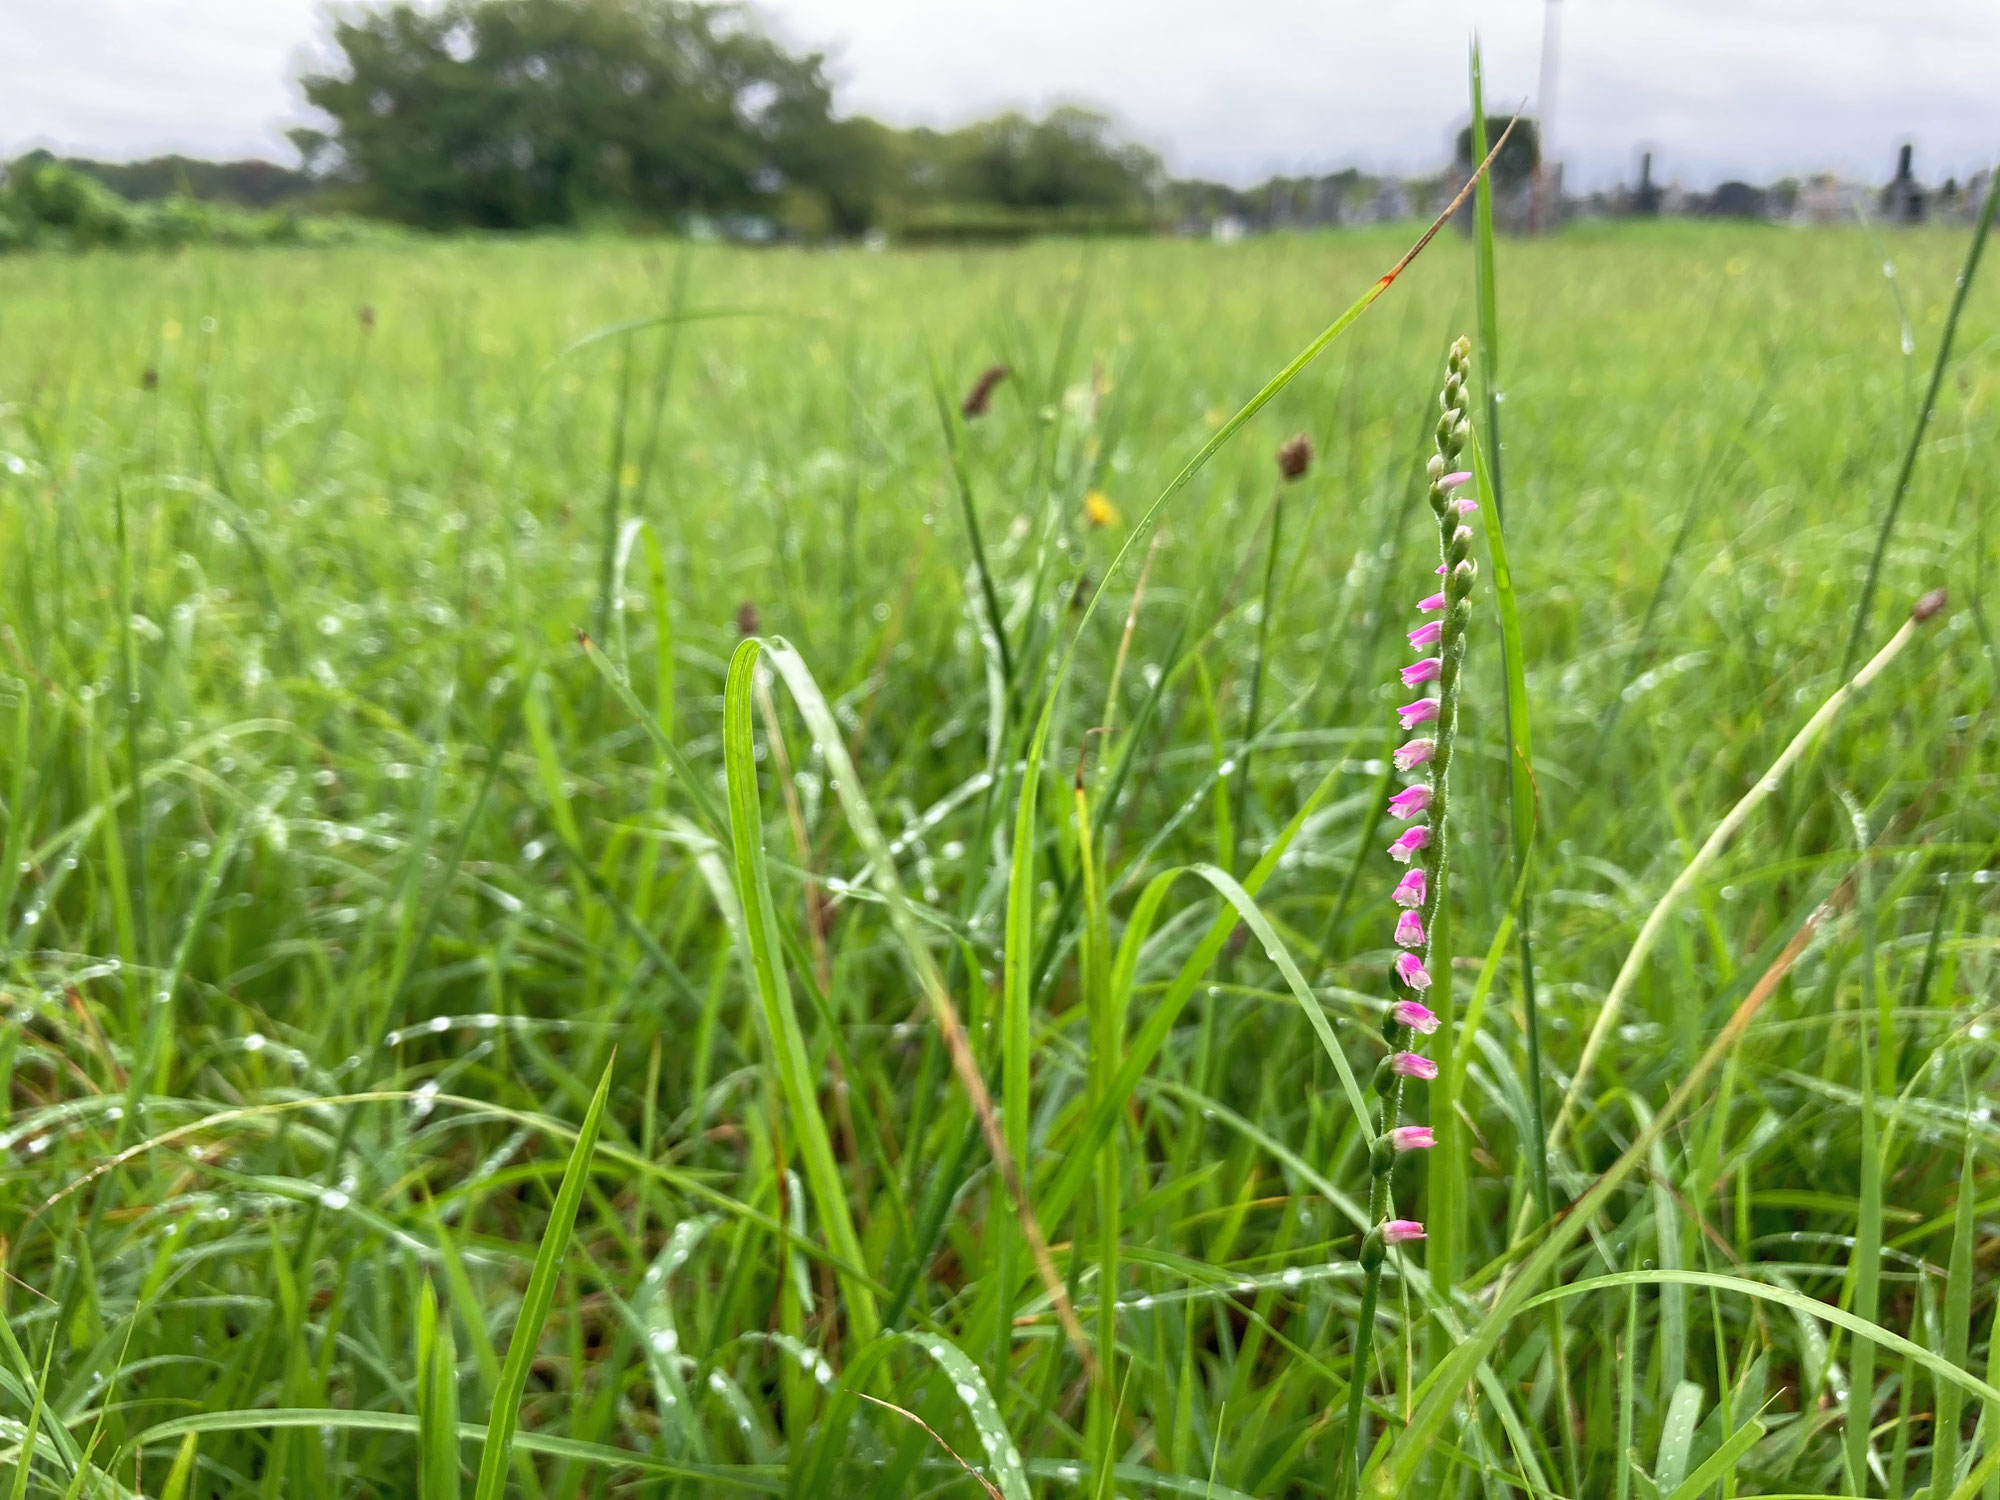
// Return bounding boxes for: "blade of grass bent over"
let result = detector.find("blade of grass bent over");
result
[1365,875,1845,1497]
[1553,598,1943,1145]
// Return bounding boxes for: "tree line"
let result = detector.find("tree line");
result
[289,0,1166,238]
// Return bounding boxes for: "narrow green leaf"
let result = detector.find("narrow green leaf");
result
[419,1280,463,1500]
[721,639,880,1345]
[1664,1418,1766,1500]
[158,1433,200,1500]
[1656,1381,1705,1495]
[471,1056,616,1500]
[1935,1104,1980,1493]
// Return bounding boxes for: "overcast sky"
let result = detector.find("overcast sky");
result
[1,0,1992,191]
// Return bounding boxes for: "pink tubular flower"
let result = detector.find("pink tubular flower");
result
[1387,1050,1437,1079]
[1435,563,1447,575]
[1400,657,1442,688]
[1382,1219,1427,1245]
[1440,470,1471,488]
[1388,825,1430,863]
[1388,1125,1436,1151]
[1397,697,1439,729]
[1391,868,1426,908]
[1392,738,1435,771]
[1418,591,1447,612]
[1393,909,1425,948]
[1391,999,1438,1033]
[1393,953,1433,992]
[1407,619,1442,648]
[1387,784,1432,819]
[1454,497,1479,516]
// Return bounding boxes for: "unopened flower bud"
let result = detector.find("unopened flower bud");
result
[1276,433,1313,481]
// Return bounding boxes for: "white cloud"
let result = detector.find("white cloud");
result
[0,0,1990,190]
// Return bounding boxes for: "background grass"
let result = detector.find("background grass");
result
[0,220,1995,1498]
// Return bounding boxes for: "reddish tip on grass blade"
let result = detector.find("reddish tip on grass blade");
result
[1370,112,1522,298]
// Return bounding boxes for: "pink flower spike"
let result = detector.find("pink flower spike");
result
[1407,619,1443,649]
[1440,470,1472,488]
[1387,784,1432,820]
[1388,825,1430,864]
[1391,999,1439,1033]
[1418,591,1447,612]
[1393,953,1433,992]
[1391,868,1427,908]
[1397,697,1439,729]
[1393,909,1426,948]
[1388,1125,1436,1151]
[1388,1049,1437,1079]
[1382,1218,1427,1245]
[1392,738,1435,771]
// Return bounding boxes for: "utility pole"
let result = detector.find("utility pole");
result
[1532,0,1563,232]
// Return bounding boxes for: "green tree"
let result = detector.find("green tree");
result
[1453,115,1540,186]
[942,107,1161,211]
[299,0,868,230]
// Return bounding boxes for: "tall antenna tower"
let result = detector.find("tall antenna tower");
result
[1533,0,1564,232]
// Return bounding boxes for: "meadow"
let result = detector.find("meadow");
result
[0,215,1994,1499]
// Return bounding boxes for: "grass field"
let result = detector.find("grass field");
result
[0,218,1995,1499]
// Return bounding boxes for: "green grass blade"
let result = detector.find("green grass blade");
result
[157,1433,200,1500]
[721,639,881,1345]
[1656,1381,1704,1495]
[470,1056,615,1500]
[1935,1100,1980,1493]
[418,1280,463,1500]
[1842,157,2000,673]
[1664,1418,1766,1500]
[1366,884,1842,1496]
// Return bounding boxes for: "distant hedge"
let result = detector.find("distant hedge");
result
[890,202,1158,245]
[0,160,374,253]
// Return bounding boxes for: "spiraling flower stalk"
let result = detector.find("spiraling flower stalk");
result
[1338,335,1477,1497]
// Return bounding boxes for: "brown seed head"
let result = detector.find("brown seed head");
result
[1912,587,1948,622]
[1276,433,1313,481]
[140,366,159,391]
[736,600,761,636]
[961,363,1009,419]
[358,303,376,332]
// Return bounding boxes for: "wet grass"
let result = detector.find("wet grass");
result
[0,216,1996,1497]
